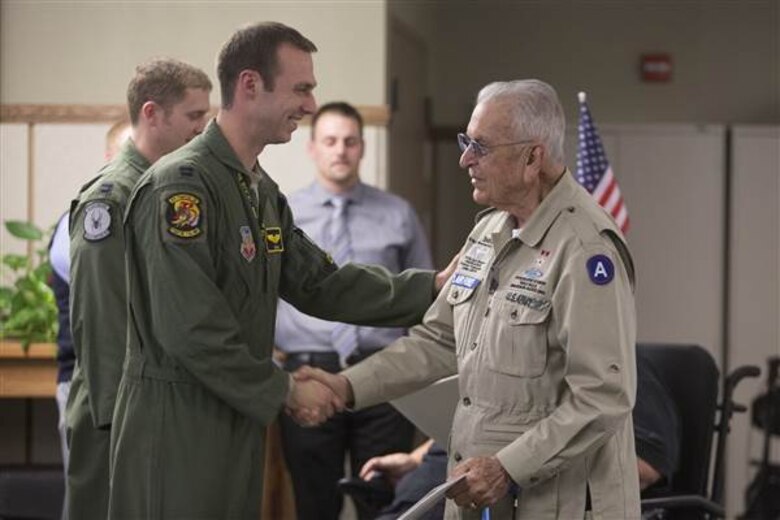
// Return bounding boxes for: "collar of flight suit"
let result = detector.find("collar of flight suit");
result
[119,138,152,175]
[201,119,256,180]
[513,168,578,248]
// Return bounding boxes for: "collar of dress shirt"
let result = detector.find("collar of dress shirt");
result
[309,180,366,207]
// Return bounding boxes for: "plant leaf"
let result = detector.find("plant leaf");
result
[5,221,43,240]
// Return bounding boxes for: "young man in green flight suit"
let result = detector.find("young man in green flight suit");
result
[109,22,450,519]
[66,58,211,520]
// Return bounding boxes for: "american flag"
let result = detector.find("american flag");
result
[575,92,629,233]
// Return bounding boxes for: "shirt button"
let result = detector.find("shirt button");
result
[470,341,477,351]
[463,397,471,406]
[452,290,460,299]
[454,452,463,462]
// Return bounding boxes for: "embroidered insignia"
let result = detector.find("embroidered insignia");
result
[522,267,544,279]
[506,291,551,311]
[535,249,552,267]
[165,193,202,239]
[83,202,111,241]
[264,227,284,253]
[587,254,614,285]
[179,165,194,177]
[452,273,481,289]
[239,226,256,262]
[460,243,492,275]
[98,182,113,195]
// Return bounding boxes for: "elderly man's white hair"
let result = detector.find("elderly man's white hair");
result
[476,79,566,165]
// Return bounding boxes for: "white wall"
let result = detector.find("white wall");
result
[0,121,387,259]
[727,125,780,518]
[0,0,387,107]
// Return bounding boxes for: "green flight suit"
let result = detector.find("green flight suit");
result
[66,140,150,520]
[108,120,435,520]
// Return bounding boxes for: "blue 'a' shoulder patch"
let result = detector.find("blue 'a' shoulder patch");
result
[586,254,614,285]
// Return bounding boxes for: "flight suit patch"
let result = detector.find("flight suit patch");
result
[164,193,203,239]
[179,165,194,177]
[98,182,114,195]
[239,226,256,262]
[264,227,284,253]
[587,254,614,285]
[83,202,111,241]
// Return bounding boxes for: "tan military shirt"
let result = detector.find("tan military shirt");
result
[344,171,640,519]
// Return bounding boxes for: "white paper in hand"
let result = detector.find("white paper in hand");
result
[390,375,459,446]
[397,473,466,520]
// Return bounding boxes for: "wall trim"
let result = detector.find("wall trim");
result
[0,104,391,126]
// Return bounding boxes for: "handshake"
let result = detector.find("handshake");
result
[284,366,353,426]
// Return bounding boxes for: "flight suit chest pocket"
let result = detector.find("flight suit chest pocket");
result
[484,297,550,378]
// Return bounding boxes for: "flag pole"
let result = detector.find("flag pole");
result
[578,91,586,104]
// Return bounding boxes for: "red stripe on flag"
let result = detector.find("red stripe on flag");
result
[611,197,624,219]
[598,177,617,207]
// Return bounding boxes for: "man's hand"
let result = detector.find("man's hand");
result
[293,365,354,405]
[446,456,512,510]
[285,375,343,426]
[434,253,460,293]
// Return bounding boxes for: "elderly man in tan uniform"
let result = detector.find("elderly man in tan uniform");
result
[301,79,640,519]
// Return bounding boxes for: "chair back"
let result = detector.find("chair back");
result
[637,343,720,499]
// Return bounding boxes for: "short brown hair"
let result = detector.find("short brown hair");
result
[127,58,212,125]
[217,21,317,108]
[311,102,364,138]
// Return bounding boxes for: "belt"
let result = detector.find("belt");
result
[124,355,197,384]
[283,350,377,372]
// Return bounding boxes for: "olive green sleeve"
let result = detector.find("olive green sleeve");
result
[278,198,436,327]
[129,182,289,426]
[69,199,127,428]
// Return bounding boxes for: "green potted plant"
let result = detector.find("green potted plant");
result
[0,220,57,350]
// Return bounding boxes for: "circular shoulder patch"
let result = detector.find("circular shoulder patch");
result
[83,202,112,241]
[586,254,614,285]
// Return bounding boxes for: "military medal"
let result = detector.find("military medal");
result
[239,225,256,262]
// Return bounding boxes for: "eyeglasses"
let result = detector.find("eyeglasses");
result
[457,132,535,158]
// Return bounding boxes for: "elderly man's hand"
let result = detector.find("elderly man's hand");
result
[285,376,343,426]
[446,456,512,510]
[434,253,460,293]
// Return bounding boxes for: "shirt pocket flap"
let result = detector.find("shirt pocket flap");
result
[447,286,477,306]
[505,301,551,325]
